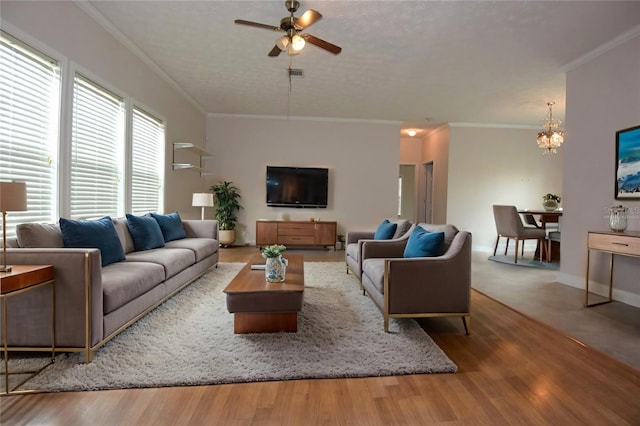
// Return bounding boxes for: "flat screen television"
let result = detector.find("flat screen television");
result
[266,166,328,208]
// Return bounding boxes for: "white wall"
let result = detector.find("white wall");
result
[447,126,563,249]
[206,115,400,245]
[421,126,451,224]
[561,34,640,306]
[2,1,207,219]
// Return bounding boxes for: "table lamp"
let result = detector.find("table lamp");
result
[192,193,214,221]
[0,182,27,273]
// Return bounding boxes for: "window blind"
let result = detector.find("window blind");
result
[0,31,59,238]
[70,74,125,220]
[131,107,164,215]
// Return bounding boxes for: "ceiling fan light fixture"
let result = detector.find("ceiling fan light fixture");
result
[291,34,305,51]
[407,129,417,137]
[276,35,289,50]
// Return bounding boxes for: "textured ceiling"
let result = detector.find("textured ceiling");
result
[86,1,640,135]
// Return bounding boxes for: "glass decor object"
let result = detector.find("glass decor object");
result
[609,205,628,232]
[542,193,561,211]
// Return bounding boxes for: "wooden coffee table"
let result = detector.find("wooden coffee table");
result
[223,254,304,334]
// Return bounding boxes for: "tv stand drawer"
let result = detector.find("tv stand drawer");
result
[278,223,316,236]
[278,235,317,245]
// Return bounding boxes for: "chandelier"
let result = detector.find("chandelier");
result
[537,102,564,154]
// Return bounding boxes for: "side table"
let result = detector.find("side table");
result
[1,265,55,395]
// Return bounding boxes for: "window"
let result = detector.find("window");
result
[131,107,164,215]
[0,31,60,237]
[70,74,125,220]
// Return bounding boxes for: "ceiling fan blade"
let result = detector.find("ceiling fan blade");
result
[294,9,322,30]
[301,34,342,55]
[268,45,283,57]
[234,19,282,32]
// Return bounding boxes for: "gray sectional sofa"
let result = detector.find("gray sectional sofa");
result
[4,218,219,362]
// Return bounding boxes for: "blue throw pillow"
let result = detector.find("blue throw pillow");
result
[126,214,165,251]
[374,219,398,240]
[150,212,187,242]
[59,216,126,267]
[403,227,445,258]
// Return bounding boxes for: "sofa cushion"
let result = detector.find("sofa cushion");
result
[112,218,135,254]
[16,223,63,248]
[404,227,444,258]
[126,247,195,279]
[164,238,218,262]
[150,212,187,242]
[392,219,412,239]
[59,216,126,267]
[102,261,166,314]
[418,224,459,251]
[126,214,165,251]
[362,258,386,294]
[374,220,397,240]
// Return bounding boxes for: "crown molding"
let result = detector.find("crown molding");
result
[562,24,640,72]
[73,0,206,115]
[449,122,539,130]
[207,112,401,126]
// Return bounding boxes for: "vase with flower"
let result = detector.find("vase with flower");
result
[261,244,288,282]
[542,193,561,211]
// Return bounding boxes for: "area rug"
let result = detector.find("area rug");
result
[8,262,456,392]
[489,254,559,270]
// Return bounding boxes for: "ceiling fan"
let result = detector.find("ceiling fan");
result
[235,0,342,57]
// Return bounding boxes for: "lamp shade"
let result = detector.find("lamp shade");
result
[192,192,214,208]
[0,182,27,212]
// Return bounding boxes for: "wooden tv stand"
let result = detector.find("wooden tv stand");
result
[256,220,337,249]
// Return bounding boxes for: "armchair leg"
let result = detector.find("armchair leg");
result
[384,316,389,333]
[462,316,470,335]
[493,236,500,256]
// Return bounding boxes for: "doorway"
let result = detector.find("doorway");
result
[422,162,434,223]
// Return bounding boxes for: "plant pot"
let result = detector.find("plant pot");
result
[219,229,236,247]
[542,199,558,211]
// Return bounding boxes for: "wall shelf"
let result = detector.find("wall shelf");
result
[172,143,214,177]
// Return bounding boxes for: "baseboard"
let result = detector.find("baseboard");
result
[556,272,640,308]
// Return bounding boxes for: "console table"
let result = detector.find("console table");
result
[256,220,337,249]
[585,230,640,307]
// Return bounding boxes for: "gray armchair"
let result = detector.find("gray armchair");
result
[345,219,413,279]
[360,224,472,333]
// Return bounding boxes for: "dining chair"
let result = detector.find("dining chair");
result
[492,205,546,263]
[546,231,561,263]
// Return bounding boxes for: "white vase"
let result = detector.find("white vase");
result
[265,256,288,282]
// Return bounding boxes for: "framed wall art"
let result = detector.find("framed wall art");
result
[615,124,640,199]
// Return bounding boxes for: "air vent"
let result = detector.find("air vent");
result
[288,68,304,78]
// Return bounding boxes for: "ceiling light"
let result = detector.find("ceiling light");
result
[276,35,289,51]
[407,130,417,137]
[537,102,564,154]
[291,34,305,52]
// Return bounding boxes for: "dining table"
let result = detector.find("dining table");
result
[518,209,563,261]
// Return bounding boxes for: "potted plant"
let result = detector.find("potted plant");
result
[542,193,561,211]
[211,181,242,247]
[337,233,346,250]
[261,244,287,282]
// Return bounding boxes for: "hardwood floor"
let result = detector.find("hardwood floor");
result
[2,246,639,425]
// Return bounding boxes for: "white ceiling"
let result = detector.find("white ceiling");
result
[86,1,640,135]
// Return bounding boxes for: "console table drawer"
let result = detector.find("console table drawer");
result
[588,233,640,256]
[278,235,316,245]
